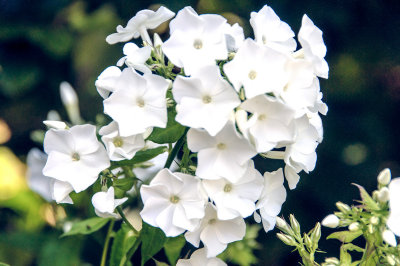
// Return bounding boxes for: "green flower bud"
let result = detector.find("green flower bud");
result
[336,202,351,213]
[377,168,391,186]
[348,222,360,231]
[276,233,297,246]
[289,214,301,236]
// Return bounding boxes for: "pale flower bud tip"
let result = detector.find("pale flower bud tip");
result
[377,187,390,203]
[348,222,360,232]
[377,168,391,185]
[43,120,68,130]
[321,214,339,228]
[60,81,78,106]
[382,230,397,247]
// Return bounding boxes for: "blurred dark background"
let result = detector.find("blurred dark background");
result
[0,0,399,265]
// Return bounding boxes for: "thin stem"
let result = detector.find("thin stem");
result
[116,206,139,235]
[100,219,115,266]
[163,127,189,169]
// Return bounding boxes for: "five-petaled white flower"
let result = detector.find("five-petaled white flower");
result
[92,186,128,218]
[42,124,110,193]
[140,169,207,237]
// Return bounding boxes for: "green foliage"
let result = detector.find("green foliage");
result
[327,230,362,243]
[140,222,166,266]
[61,217,111,237]
[113,177,135,192]
[164,235,186,265]
[110,224,138,266]
[111,146,167,169]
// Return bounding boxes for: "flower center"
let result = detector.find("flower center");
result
[202,95,212,104]
[248,70,257,80]
[258,114,267,121]
[217,143,226,150]
[208,218,216,225]
[113,137,123,147]
[71,152,80,161]
[169,195,180,204]
[136,98,145,108]
[262,35,267,44]
[193,39,203,49]
[223,183,232,193]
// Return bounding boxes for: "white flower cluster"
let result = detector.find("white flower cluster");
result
[26,4,328,261]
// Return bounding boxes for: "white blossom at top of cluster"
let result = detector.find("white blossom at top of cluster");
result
[106,6,175,45]
[162,7,228,75]
[202,160,263,220]
[140,169,207,237]
[185,203,246,258]
[173,65,240,136]
[176,248,226,266]
[116,43,152,74]
[92,187,128,218]
[103,67,169,136]
[387,177,400,237]
[298,15,329,79]
[187,121,257,183]
[250,5,296,53]
[99,121,145,161]
[42,124,110,193]
[254,168,287,232]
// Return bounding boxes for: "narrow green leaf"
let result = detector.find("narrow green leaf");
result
[153,259,169,266]
[164,235,186,265]
[113,177,135,191]
[111,147,167,168]
[327,230,362,243]
[141,223,166,266]
[342,243,364,253]
[340,246,352,265]
[352,184,379,211]
[110,224,138,266]
[61,217,110,237]
[0,262,10,266]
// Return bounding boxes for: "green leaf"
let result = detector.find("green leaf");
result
[340,246,352,265]
[147,101,186,144]
[61,217,110,237]
[164,235,186,265]
[0,263,10,266]
[327,230,362,243]
[113,177,135,191]
[111,147,167,168]
[352,184,379,211]
[342,243,364,253]
[153,259,169,266]
[141,223,166,266]
[110,224,138,266]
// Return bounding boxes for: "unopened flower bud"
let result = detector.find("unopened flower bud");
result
[336,202,351,213]
[47,110,61,121]
[382,230,397,247]
[153,33,163,48]
[324,257,339,265]
[348,222,360,231]
[311,223,321,245]
[60,82,82,125]
[289,214,301,235]
[377,168,391,186]
[276,217,292,234]
[368,224,374,234]
[304,233,312,248]
[370,216,379,225]
[276,233,297,246]
[387,254,396,266]
[377,187,390,203]
[322,214,339,228]
[43,120,68,130]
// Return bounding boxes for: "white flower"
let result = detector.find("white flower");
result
[284,165,301,190]
[250,5,296,53]
[298,15,329,79]
[202,160,263,220]
[103,68,169,136]
[321,214,340,228]
[60,82,82,124]
[43,120,68,130]
[116,43,152,74]
[387,178,400,236]
[240,95,295,152]
[382,229,397,247]
[99,121,145,161]
[173,65,240,136]
[95,66,122,99]
[176,248,226,266]
[27,148,53,202]
[106,6,175,45]
[307,111,324,143]
[51,179,74,204]
[42,124,110,193]
[92,187,128,218]
[185,203,246,258]
[187,121,257,183]
[223,23,244,52]
[223,38,289,99]
[162,6,228,75]
[254,168,287,233]
[140,169,207,237]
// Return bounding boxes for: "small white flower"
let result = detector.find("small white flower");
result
[187,121,257,183]
[387,178,400,236]
[224,38,289,99]
[202,160,263,220]
[162,6,228,75]
[185,203,246,258]
[95,66,122,99]
[176,248,226,266]
[42,124,110,193]
[240,95,295,152]
[92,187,128,218]
[103,68,169,136]
[116,43,152,74]
[254,168,287,233]
[106,6,175,45]
[382,229,397,247]
[140,169,207,237]
[298,15,329,79]
[99,121,145,161]
[250,5,296,53]
[173,65,240,136]
[321,214,340,228]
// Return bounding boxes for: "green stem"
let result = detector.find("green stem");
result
[116,206,139,235]
[163,127,189,169]
[100,219,115,266]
